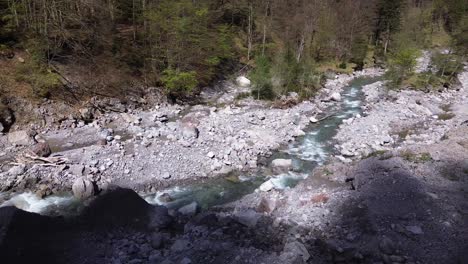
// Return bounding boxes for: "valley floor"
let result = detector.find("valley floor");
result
[0,65,467,264]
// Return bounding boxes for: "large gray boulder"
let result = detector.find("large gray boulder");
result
[30,142,52,157]
[72,177,95,199]
[178,202,198,216]
[181,125,199,139]
[279,240,311,263]
[271,159,293,169]
[7,130,36,146]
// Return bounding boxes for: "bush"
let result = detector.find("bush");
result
[250,56,275,100]
[161,69,198,98]
[384,48,420,89]
[432,53,464,78]
[14,61,62,98]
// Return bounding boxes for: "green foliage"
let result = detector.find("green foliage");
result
[432,53,464,77]
[350,36,369,69]
[15,61,61,98]
[144,0,234,87]
[401,151,433,163]
[250,56,274,100]
[161,69,198,97]
[384,48,420,88]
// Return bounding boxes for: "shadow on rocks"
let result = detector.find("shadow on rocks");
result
[313,156,468,264]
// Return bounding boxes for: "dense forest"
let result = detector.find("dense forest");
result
[0,0,467,100]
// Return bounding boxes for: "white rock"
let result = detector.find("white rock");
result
[72,178,95,199]
[330,92,342,101]
[207,151,215,159]
[7,130,35,146]
[236,76,251,87]
[259,180,275,192]
[271,159,293,169]
[309,117,318,123]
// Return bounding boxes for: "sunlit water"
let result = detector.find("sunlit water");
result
[0,78,378,215]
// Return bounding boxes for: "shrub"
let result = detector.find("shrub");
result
[161,69,198,98]
[14,61,62,98]
[385,48,420,89]
[250,56,275,100]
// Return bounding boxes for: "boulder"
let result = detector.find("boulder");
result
[259,180,275,192]
[235,209,261,227]
[7,130,36,146]
[330,92,342,101]
[236,76,251,87]
[178,202,198,216]
[150,233,164,249]
[72,178,96,199]
[30,142,52,157]
[257,197,277,214]
[121,113,141,125]
[79,108,94,121]
[181,125,199,139]
[0,123,3,133]
[280,240,311,263]
[309,117,318,123]
[271,159,293,169]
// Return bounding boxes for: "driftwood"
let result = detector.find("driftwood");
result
[14,150,68,166]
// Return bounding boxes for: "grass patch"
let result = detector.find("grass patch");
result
[400,150,433,163]
[317,61,356,75]
[395,129,413,140]
[440,104,452,113]
[322,168,333,176]
[437,112,455,121]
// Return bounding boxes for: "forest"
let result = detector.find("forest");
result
[0,0,467,100]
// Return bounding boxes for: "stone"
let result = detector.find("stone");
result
[180,258,192,264]
[72,177,96,199]
[181,125,199,139]
[170,239,191,252]
[30,142,52,157]
[178,202,198,216]
[79,108,94,121]
[235,209,261,227]
[0,123,3,133]
[280,240,310,263]
[68,164,85,176]
[150,233,164,249]
[406,225,423,235]
[148,206,173,230]
[259,180,275,192]
[309,117,319,123]
[330,92,342,101]
[162,172,171,179]
[236,76,251,87]
[8,165,26,176]
[7,130,36,146]
[207,151,215,159]
[121,113,141,124]
[379,236,395,254]
[257,197,277,213]
[271,159,293,169]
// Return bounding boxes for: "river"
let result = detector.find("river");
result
[0,77,378,216]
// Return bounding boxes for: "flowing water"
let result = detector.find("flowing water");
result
[0,77,378,215]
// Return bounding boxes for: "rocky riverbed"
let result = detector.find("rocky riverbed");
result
[0,68,382,199]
